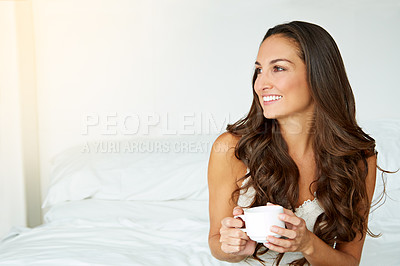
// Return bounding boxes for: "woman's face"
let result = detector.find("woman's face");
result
[254,34,314,121]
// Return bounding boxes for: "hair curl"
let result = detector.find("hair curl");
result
[227,21,386,266]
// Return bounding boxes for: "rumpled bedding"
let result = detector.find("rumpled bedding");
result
[0,199,231,266]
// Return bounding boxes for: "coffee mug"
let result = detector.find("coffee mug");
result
[234,205,285,243]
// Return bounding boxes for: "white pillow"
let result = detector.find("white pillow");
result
[358,119,400,265]
[359,119,400,194]
[42,135,219,208]
[358,119,400,220]
[43,120,400,209]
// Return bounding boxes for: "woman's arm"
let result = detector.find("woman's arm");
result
[266,155,377,266]
[208,132,255,262]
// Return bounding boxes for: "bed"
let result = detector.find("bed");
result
[0,120,399,266]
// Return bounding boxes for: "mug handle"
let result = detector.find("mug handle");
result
[233,215,247,232]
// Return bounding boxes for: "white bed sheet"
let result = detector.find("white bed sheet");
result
[2,199,399,265]
[0,199,231,266]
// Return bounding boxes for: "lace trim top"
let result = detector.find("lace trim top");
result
[237,176,326,265]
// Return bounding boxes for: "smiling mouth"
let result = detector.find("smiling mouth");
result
[263,95,282,103]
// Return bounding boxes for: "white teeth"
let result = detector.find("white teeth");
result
[263,95,282,102]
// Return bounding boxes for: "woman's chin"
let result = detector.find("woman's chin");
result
[263,111,278,120]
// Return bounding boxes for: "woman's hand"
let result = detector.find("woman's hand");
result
[264,204,313,254]
[219,206,257,256]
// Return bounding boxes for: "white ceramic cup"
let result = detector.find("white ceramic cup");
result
[234,205,285,243]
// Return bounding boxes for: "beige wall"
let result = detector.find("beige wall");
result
[0,1,27,238]
[15,0,42,228]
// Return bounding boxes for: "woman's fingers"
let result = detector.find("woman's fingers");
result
[220,227,249,240]
[270,225,297,239]
[221,217,244,229]
[232,206,244,216]
[279,213,301,226]
[221,242,245,254]
[264,241,288,254]
[219,234,249,246]
[266,235,293,248]
[282,207,295,216]
[219,209,257,256]
[220,227,252,254]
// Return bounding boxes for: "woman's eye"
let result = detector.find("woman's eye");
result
[255,68,262,74]
[273,66,285,72]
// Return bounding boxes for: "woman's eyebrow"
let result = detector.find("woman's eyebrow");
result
[255,59,294,65]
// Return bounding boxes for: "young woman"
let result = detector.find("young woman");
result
[208,21,379,265]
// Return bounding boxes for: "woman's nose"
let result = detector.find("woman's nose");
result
[255,73,273,92]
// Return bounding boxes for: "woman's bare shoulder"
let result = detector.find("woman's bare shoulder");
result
[209,132,246,181]
[212,132,241,155]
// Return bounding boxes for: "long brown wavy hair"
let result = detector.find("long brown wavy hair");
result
[227,21,384,265]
